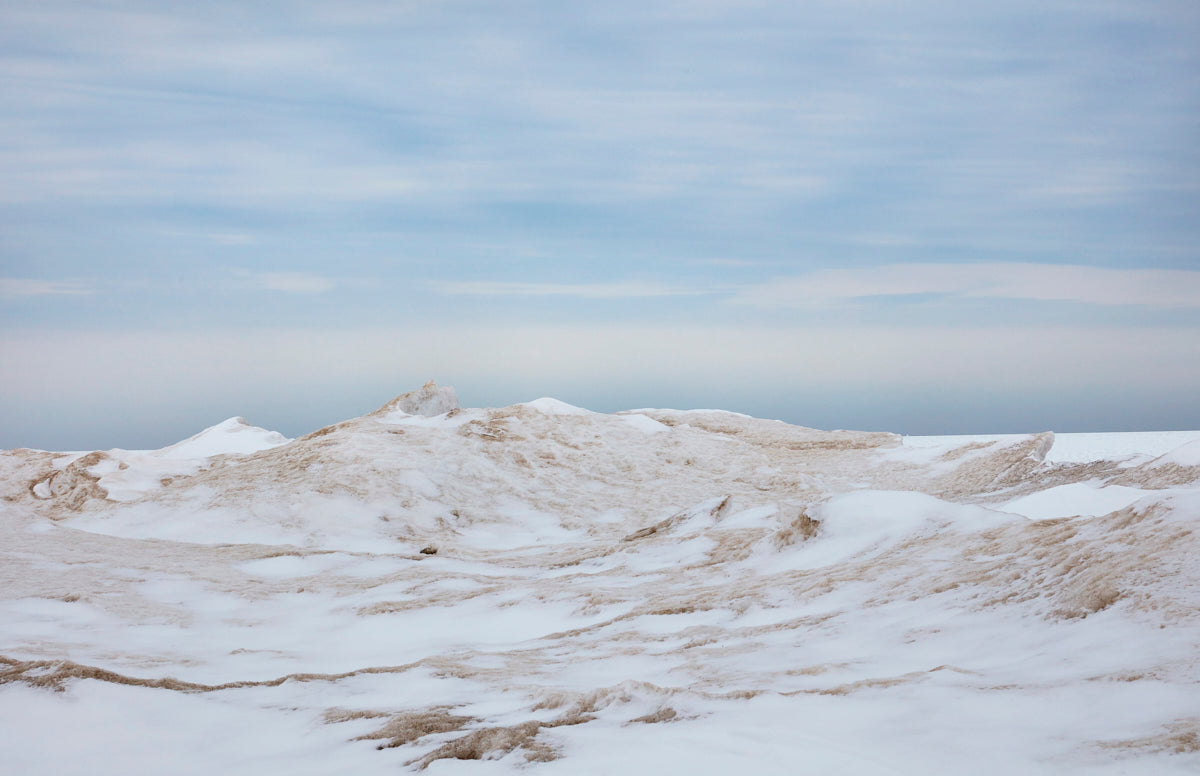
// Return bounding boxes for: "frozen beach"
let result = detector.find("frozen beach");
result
[2,384,1198,774]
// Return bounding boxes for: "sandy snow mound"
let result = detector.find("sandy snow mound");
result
[1,383,1198,775]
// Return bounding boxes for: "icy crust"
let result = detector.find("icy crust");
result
[2,385,1200,774]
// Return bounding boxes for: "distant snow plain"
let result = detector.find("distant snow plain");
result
[2,383,1198,774]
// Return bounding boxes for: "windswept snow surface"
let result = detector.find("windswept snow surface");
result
[2,385,1199,774]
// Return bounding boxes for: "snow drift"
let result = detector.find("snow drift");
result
[1,383,1198,774]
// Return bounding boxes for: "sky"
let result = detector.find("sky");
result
[2,0,1199,450]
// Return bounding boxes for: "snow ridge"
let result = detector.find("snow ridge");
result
[1,385,1198,774]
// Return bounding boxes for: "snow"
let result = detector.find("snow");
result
[798,490,1015,566]
[1151,439,1200,467]
[33,417,293,502]
[2,383,1198,774]
[156,416,291,459]
[998,483,1151,520]
[616,412,669,434]
[384,410,480,428]
[521,397,594,416]
[376,381,462,420]
[1046,430,1200,464]
[905,430,1200,465]
[902,432,1026,450]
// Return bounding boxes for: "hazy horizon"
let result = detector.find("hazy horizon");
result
[3,1,1198,450]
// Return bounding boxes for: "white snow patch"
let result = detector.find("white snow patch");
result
[521,397,594,416]
[77,418,290,501]
[999,483,1152,520]
[617,413,669,433]
[1149,439,1200,467]
[1046,431,1200,464]
[904,430,1200,466]
[236,554,346,579]
[88,455,209,502]
[792,490,1014,568]
[157,417,290,460]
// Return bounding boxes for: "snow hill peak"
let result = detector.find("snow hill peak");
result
[372,381,460,418]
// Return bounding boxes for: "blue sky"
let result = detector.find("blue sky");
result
[2,0,1199,449]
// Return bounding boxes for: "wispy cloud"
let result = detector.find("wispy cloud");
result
[236,271,337,295]
[435,281,707,299]
[1,2,1197,443]
[159,229,258,246]
[729,264,1200,309]
[695,258,769,268]
[0,278,92,299]
[5,0,1194,245]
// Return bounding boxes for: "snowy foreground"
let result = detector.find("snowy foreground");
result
[2,384,1199,775]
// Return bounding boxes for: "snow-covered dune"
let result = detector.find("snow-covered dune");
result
[1,383,1197,774]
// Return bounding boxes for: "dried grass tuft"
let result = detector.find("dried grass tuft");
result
[772,508,820,548]
[1100,719,1200,755]
[407,721,556,769]
[628,707,677,724]
[347,708,476,750]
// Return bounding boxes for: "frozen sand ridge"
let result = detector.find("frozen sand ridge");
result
[16,415,291,505]
[374,381,461,419]
[1,384,1200,774]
